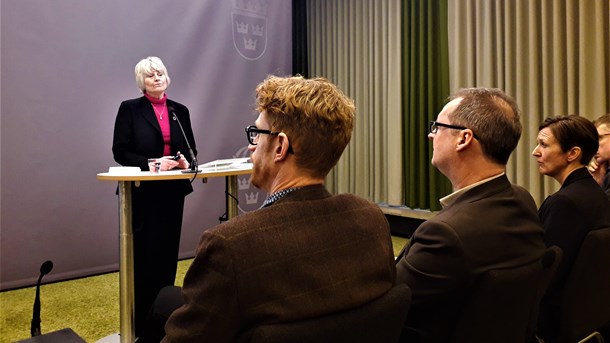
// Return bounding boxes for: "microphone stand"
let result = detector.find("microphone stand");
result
[31,260,53,337]
[171,112,200,174]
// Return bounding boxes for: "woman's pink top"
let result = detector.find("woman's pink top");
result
[145,93,171,156]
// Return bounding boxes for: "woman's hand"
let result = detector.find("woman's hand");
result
[159,156,180,171]
[174,152,190,170]
[588,155,606,185]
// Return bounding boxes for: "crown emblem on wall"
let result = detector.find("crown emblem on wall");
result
[252,24,264,36]
[232,0,267,61]
[236,21,249,34]
[238,177,251,190]
[244,38,257,50]
[234,0,268,14]
[245,192,259,204]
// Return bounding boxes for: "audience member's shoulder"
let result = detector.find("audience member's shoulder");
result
[325,193,388,219]
[539,192,594,223]
[510,183,533,197]
[510,183,538,208]
[541,192,575,209]
[333,193,379,208]
[201,209,271,240]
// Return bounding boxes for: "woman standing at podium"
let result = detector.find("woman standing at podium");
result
[112,56,197,336]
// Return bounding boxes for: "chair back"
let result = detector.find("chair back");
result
[450,246,561,343]
[558,227,610,343]
[247,283,411,343]
[530,246,563,338]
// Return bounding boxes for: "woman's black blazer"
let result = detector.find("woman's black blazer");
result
[112,96,197,196]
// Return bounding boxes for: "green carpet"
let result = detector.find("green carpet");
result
[0,259,193,343]
[0,236,408,342]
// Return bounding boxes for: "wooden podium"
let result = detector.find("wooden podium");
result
[97,162,252,343]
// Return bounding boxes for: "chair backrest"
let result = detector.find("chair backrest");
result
[450,246,561,343]
[531,246,563,337]
[559,227,610,343]
[247,283,411,343]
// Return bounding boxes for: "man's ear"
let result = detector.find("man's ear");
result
[566,146,582,163]
[274,133,291,161]
[455,130,475,152]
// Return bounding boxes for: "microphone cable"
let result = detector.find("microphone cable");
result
[218,191,239,223]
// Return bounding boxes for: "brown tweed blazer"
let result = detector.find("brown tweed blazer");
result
[163,184,396,342]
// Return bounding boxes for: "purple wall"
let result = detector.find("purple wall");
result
[0,0,292,290]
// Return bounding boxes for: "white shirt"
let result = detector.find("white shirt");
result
[439,172,505,208]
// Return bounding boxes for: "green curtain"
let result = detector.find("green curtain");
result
[402,0,451,211]
[292,0,309,78]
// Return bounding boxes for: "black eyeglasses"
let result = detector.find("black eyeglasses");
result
[245,125,279,145]
[429,121,479,140]
[245,125,295,154]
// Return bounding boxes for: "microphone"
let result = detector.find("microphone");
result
[168,106,200,174]
[31,260,53,337]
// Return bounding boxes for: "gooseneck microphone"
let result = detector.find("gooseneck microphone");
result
[31,260,53,337]
[168,106,200,174]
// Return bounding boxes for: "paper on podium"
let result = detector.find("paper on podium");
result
[108,166,141,175]
[199,157,252,171]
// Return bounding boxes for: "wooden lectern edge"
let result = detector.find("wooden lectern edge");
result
[96,168,252,181]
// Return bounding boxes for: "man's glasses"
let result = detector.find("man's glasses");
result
[245,125,279,145]
[245,125,295,154]
[429,121,479,140]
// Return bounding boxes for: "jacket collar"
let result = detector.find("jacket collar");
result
[560,167,592,190]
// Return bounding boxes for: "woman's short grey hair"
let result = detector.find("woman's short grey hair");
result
[134,56,171,93]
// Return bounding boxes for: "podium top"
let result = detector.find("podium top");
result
[97,159,252,181]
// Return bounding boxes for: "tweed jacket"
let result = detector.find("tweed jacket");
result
[395,175,546,343]
[162,185,396,343]
[112,96,196,197]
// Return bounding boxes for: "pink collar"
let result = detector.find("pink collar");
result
[144,93,167,104]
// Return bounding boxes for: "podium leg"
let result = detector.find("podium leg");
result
[118,181,135,343]
[226,176,238,219]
